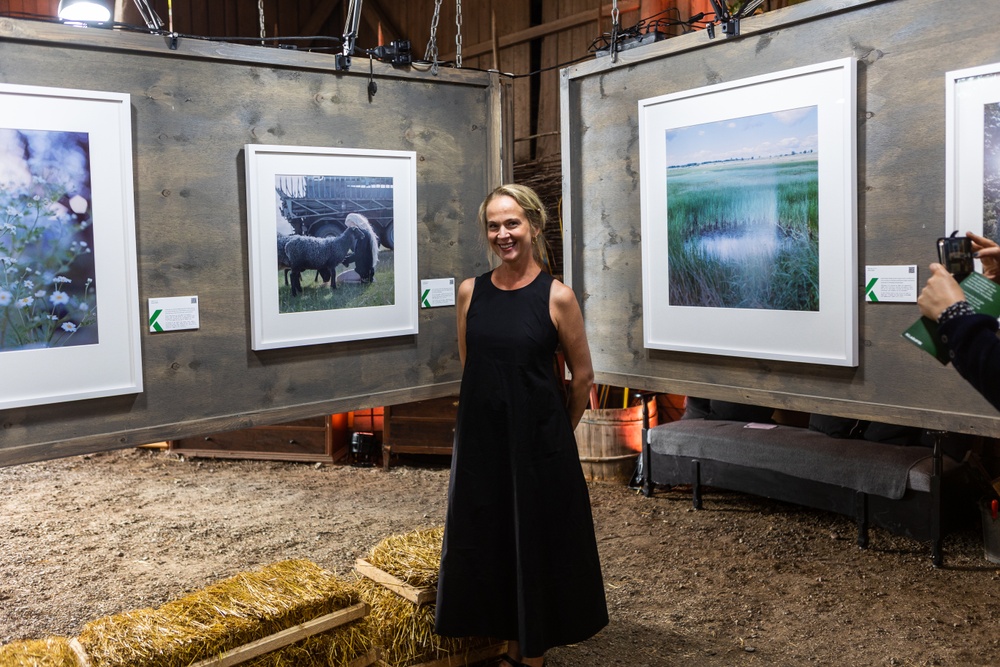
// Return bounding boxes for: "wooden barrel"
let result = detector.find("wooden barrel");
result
[575,400,658,482]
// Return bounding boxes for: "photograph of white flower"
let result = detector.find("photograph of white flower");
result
[0,83,140,409]
[275,175,395,315]
[0,128,99,351]
[245,144,418,350]
[666,107,819,311]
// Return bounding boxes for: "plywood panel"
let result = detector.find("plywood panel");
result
[563,0,1000,436]
[0,17,499,465]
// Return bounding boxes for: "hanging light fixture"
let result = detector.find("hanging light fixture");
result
[57,0,113,22]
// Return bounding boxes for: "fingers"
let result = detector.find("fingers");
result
[928,262,949,277]
[919,264,965,320]
[966,230,997,247]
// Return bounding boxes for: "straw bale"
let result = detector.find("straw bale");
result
[358,527,499,666]
[76,559,368,667]
[365,527,443,588]
[356,578,486,667]
[0,636,77,667]
[240,622,373,667]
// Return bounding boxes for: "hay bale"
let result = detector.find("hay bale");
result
[365,526,443,588]
[76,559,371,667]
[0,636,77,667]
[356,578,481,667]
[357,527,498,667]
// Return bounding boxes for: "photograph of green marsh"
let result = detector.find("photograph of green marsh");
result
[666,106,819,310]
[985,101,1000,242]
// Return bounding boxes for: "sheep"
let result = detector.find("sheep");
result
[343,213,380,283]
[284,227,365,297]
[277,233,330,286]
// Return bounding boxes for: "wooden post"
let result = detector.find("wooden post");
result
[491,5,500,71]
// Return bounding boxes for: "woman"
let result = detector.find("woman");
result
[435,185,608,667]
[918,230,1000,410]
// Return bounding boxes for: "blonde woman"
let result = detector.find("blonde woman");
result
[435,185,608,667]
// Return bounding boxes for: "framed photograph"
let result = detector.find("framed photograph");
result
[946,62,1000,245]
[638,57,858,366]
[0,83,141,409]
[245,144,418,350]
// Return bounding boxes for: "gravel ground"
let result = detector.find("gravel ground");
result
[1,447,999,666]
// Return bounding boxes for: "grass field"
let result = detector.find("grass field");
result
[278,250,395,313]
[666,155,819,311]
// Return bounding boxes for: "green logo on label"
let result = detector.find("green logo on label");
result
[865,277,878,302]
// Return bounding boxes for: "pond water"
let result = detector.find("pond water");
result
[687,227,785,264]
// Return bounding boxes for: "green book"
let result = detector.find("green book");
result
[902,272,1000,364]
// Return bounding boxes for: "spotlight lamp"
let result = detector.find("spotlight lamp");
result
[57,0,113,22]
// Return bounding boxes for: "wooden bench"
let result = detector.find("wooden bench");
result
[640,412,961,566]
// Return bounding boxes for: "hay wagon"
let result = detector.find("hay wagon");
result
[278,176,395,249]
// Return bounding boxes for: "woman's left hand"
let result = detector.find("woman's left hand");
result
[918,263,966,321]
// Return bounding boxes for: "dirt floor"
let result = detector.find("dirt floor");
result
[1,447,999,667]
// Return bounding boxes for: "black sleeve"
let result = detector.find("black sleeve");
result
[938,312,1000,412]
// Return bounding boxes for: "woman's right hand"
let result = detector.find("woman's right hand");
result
[968,231,1000,283]
[918,263,966,321]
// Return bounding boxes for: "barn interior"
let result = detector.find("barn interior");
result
[1,1,1000,665]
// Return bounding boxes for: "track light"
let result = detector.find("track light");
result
[57,0,113,22]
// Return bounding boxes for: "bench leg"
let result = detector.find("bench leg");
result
[691,459,703,510]
[641,426,654,497]
[855,491,869,549]
[930,431,944,567]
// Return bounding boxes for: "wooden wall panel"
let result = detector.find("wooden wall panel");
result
[0,17,500,465]
[562,0,1000,436]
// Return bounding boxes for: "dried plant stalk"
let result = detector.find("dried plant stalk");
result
[0,636,77,667]
[358,528,496,667]
[76,559,369,667]
[365,527,444,588]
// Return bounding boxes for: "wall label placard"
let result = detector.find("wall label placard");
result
[420,278,456,308]
[865,265,917,302]
[148,296,200,332]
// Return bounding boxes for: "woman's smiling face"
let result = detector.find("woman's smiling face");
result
[485,194,537,265]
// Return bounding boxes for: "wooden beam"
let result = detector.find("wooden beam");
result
[360,0,404,44]
[355,559,437,605]
[189,603,369,667]
[301,0,340,38]
[444,1,640,62]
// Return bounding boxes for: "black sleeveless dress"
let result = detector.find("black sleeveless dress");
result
[435,270,608,656]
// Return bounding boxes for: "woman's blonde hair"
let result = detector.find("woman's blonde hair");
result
[478,183,549,266]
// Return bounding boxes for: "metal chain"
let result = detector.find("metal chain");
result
[425,0,443,74]
[610,0,620,63]
[455,0,463,68]
[257,0,266,42]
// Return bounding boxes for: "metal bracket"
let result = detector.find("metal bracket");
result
[337,0,365,71]
[132,0,163,31]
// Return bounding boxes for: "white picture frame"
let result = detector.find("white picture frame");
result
[638,57,858,367]
[245,144,418,350]
[945,61,1000,245]
[0,83,142,409]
